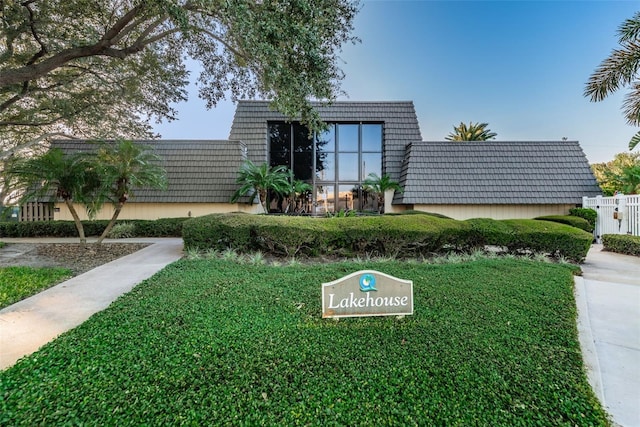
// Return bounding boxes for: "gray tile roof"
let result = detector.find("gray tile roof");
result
[229,100,422,181]
[50,140,247,203]
[395,141,602,205]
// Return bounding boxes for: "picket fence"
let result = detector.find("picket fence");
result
[582,194,640,243]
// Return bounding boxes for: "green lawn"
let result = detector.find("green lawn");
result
[0,266,72,309]
[0,257,609,426]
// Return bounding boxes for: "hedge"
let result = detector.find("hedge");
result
[534,215,593,232]
[0,218,187,238]
[602,234,640,257]
[183,214,594,261]
[569,207,597,230]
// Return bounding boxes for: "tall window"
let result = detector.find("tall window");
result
[268,121,383,214]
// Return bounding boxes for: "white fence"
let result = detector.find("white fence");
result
[582,194,640,243]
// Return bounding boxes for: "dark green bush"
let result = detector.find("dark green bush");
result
[535,215,593,232]
[0,218,186,238]
[602,234,640,256]
[569,207,597,230]
[184,214,592,261]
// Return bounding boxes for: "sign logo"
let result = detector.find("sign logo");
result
[322,270,413,318]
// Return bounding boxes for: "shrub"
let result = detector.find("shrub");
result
[0,218,186,238]
[184,214,592,261]
[535,215,593,232]
[569,208,597,230]
[602,234,640,256]
[107,222,136,239]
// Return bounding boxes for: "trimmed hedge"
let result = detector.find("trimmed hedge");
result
[183,214,594,261]
[534,215,593,232]
[569,207,597,230]
[602,234,640,257]
[0,217,187,238]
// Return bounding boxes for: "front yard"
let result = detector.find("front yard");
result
[0,256,609,426]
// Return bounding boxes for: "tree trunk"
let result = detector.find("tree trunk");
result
[64,199,87,245]
[96,202,125,244]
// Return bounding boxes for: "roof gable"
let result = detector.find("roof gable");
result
[396,141,602,205]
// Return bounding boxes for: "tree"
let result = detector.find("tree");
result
[585,11,640,151]
[362,173,403,214]
[0,0,360,161]
[2,148,100,244]
[445,122,497,141]
[285,175,312,213]
[231,160,290,214]
[92,140,168,244]
[591,152,640,195]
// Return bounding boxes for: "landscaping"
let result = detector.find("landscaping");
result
[602,234,640,256]
[0,266,71,309]
[0,256,609,426]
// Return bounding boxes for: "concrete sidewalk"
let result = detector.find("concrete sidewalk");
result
[0,238,183,370]
[575,244,640,427]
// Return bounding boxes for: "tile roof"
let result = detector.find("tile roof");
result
[395,141,602,205]
[229,100,422,181]
[50,140,247,203]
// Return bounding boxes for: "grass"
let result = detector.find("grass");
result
[0,266,72,309]
[0,258,609,426]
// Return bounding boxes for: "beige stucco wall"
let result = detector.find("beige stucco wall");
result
[54,202,259,221]
[409,204,575,220]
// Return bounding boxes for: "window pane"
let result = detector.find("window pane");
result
[316,152,335,181]
[362,124,382,152]
[315,185,335,215]
[293,123,311,152]
[269,122,291,168]
[361,153,382,180]
[316,125,335,152]
[337,185,358,211]
[293,152,313,181]
[338,153,358,181]
[338,124,358,152]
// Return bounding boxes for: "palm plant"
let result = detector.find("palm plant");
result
[230,160,290,214]
[585,11,640,150]
[3,148,100,243]
[285,172,312,213]
[445,122,497,141]
[92,140,167,243]
[362,173,403,214]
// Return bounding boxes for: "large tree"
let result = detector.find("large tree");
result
[0,0,360,163]
[445,122,497,141]
[585,11,640,151]
[591,152,640,195]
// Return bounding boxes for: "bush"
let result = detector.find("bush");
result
[569,208,597,230]
[107,222,136,239]
[184,214,593,261]
[602,234,640,256]
[0,218,187,238]
[535,215,593,232]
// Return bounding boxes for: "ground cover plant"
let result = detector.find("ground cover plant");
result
[0,266,71,309]
[0,258,609,426]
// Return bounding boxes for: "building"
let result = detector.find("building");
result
[52,100,601,221]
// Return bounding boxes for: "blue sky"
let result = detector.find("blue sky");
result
[153,0,639,164]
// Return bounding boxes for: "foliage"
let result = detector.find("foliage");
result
[535,215,594,233]
[362,173,403,213]
[106,222,136,239]
[0,0,360,163]
[0,258,608,425]
[570,207,598,230]
[284,174,312,214]
[91,140,168,243]
[602,234,640,256]
[0,266,71,309]
[230,160,291,214]
[585,11,640,150]
[183,214,593,261]
[2,148,101,243]
[0,218,187,238]
[445,122,497,141]
[591,152,640,195]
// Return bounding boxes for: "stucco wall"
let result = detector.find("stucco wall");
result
[409,204,575,220]
[54,202,259,221]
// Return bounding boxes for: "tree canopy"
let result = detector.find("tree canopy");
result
[445,122,497,141]
[0,0,360,160]
[585,11,640,151]
[591,152,640,195]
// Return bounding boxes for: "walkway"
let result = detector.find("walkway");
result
[0,238,183,370]
[575,244,640,427]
